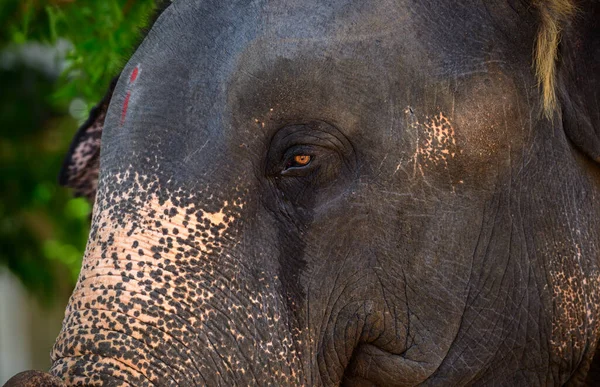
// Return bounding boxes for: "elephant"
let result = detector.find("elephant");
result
[5,0,600,385]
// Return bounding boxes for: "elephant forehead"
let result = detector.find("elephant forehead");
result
[109,0,534,191]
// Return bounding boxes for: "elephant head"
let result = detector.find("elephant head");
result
[7,0,600,385]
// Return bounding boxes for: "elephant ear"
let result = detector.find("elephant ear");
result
[3,370,65,387]
[555,0,600,163]
[58,77,118,202]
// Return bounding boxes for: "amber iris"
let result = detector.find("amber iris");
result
[293,155,312,166]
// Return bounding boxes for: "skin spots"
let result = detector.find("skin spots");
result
[404,109,460,178]
[64,114,103,201]
[420,112,458,163]
[51,169,304,386]
[59,80,117,202]
[548,240,600,361]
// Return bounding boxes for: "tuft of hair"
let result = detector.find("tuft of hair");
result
[534,0,576,118]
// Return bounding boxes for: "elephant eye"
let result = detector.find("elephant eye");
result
[268,121,353,179]
[290,154,312,167]
[281,153,314,175]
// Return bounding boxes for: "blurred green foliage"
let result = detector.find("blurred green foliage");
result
[0,0,158,302]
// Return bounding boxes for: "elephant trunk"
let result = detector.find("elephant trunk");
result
[48,174,306,385]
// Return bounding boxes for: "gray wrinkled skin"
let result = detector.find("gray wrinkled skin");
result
[38,0,600,386]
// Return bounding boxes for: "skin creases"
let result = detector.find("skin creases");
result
[51,171,305,385]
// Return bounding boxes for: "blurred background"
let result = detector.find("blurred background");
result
[0,0,157,383]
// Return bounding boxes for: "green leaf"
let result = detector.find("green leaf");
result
[64,198,91,220]
[0,0,160,302]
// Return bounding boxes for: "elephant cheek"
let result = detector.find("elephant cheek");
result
[49,177,304,385]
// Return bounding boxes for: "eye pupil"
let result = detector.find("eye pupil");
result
[293,155,311,166]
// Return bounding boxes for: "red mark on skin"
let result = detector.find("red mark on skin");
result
[129,66,139,83]
[121,91,131,126]
[121,65,140,126]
